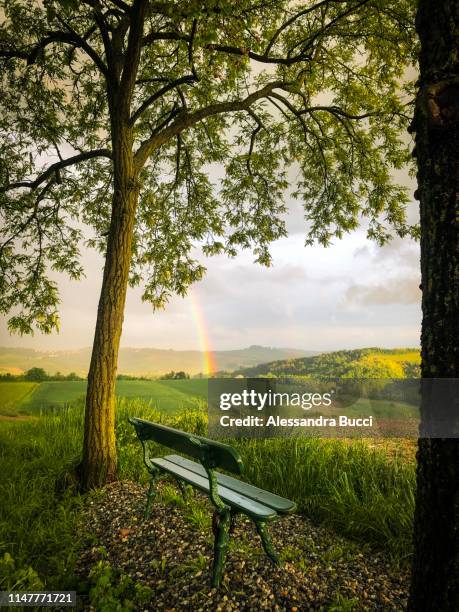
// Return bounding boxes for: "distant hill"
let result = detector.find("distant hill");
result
[236,348,421,378]
[0,345,317,377]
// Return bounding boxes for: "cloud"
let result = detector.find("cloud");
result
[345,276,421,306]
[354,236,420,270]
[0,229,422,351]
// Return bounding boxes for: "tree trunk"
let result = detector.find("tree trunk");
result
[409,1,459,609]
[81,125,139,489]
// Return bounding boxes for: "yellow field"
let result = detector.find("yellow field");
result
[351,351,420,378]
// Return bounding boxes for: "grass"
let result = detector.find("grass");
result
[0,395,416,594]
[116,399,416,559]
[231,437,415,559]
[112,379,207,414]
[20,381,87,414]
[0,406,84,590]
[0,382,38,416]
[157,378,208,398]
[4,379,207,415]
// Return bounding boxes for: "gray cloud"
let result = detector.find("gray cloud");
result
[346,275,421,306]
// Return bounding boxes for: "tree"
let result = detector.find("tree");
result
[408,0,459,609]
[66,371,81,380]
[174,371,189,379]
[24,366,48,381]
[0,0,418,488]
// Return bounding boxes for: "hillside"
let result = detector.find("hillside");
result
[236,348,421,378]
[0,345,317,377]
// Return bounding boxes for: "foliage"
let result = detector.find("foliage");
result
[0,409,84,590]
[0,0,418,333]
[0,369,84,382]
[24,367,47,381]
[328,593,360,611]
[116,373,149,380]
[160,370,190,380]
[237,347,421,378]
[0,553,43,591]
[88,558,152,611]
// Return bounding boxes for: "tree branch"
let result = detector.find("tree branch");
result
[300,105,379,120]
[134,80,286,170]
[141,30,312,65]
[0,30,108,77]
[119,0,149,111]
[269,86,379,122]
[2,149,112,193]
[130,74,198,124]
[245,110,264,178]
[299,0,371,54]
[142,31,191,45]
[108,0,131,12]
[264,0,347,55]
[205,43,313,65]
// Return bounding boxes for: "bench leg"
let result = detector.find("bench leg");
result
[175,477,188,501]
[255,521,281,566]
[212,509,237,537]
[144,471,159,519]
[211,509,231,588]
[229,510,238,534]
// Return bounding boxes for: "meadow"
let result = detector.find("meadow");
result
[0,383,416,604]
[0,379,208,416]
[0,382,38,416]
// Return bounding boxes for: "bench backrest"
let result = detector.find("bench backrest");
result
[129,417,244,475]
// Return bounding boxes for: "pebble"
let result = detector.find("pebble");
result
[76,481,410,611]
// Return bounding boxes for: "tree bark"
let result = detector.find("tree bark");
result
[81,123,139,489]
[80,0,147,490]
[409,1,459,609]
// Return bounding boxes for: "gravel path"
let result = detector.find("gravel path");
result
[76,481,409,611]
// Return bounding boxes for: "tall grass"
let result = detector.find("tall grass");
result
[115,397,207,482]
[0,405,84,589]
[0,398,207,588]
[233,437,415,559]
[116,398,415,558]
[0,397,415,590]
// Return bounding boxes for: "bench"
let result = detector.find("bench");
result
[129,417,296,587]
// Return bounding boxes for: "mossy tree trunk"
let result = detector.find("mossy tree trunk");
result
[81,0,147,489]
[409,1,459,609]
[81,123,139,488]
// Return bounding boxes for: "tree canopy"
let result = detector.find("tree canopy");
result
[1,0,418,336]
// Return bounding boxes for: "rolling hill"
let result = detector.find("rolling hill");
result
[0,345,317,377]
[236,348,421,378]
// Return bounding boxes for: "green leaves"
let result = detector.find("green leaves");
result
[0,0,418,330]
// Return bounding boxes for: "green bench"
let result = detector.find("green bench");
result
[129,417,296,587]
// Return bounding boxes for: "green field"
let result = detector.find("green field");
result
[0,397,416,598]
[0,379,208,415]
[0,382,38,416]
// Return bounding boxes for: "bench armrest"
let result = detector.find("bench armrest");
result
[188,436,229,513]
[140,439,156,473]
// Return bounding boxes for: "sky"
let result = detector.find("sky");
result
[0,174,421,353]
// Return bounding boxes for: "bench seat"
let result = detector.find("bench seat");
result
[152,456,277,520]
[161,454,296,515]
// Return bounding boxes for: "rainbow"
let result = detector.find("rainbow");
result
[189,291,217,376]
